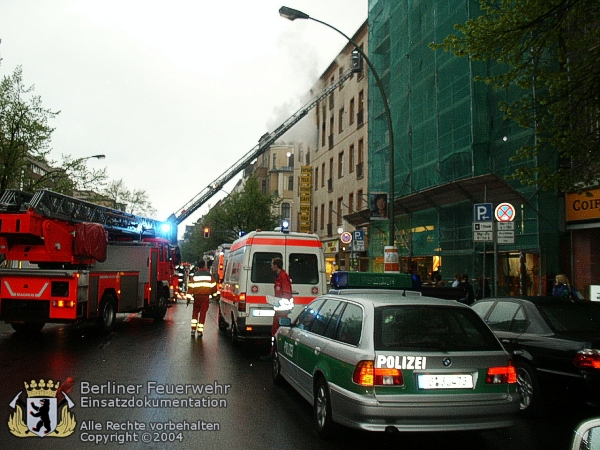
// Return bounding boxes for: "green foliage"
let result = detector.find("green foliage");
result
[101,179,156,216]
[179,175,280,262]
[433,0,600,192]
[0,66,59,194]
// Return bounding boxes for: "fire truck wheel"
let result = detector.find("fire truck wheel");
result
[153,294,168,321]
[10,322,45,333]
[97,297,116,333]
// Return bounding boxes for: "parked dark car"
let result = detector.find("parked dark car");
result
[471,296,600,412]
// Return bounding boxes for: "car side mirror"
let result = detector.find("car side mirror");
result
[278,317,292,327]
[571,417,600,449]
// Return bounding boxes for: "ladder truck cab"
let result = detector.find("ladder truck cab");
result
[0,189,180,333]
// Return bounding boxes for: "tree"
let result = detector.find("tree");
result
[0,66,59,195]
[434,0,600,193]
[101,179,156,216]
[34,154,108,195]
[180,175,280,262]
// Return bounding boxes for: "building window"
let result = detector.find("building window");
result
[272,154,277,170]
[321,163,325,187]
[349,144,355,173]
[329,116,334,149]
[315,167,319,191]
[338,107,344,134]
[328,75,335,109]
[349,193,354,214]
[357,90,364,127]
[320,204,325,230]
[281,202,291,219]
[357,189,363,210]
[338,67,344,90]
[314,206,319,232]
[262,180,267,194]
[337,197,343,226]
[321,105,326,147]
[338,151,344,179]
[288,176,293,191]
[349,98,355,126]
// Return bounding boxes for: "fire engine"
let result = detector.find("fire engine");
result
[0,189,180,333]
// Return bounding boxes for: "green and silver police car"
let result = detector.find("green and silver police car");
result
[272,272,521,438]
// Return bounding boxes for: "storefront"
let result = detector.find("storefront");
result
[565,189,600,299]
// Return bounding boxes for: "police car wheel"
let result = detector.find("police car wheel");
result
[314,377,335,439]
[272,351,284,385]
[516,360,540,413]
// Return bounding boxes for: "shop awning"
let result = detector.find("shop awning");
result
[344,173,530,227]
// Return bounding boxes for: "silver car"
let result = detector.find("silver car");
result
[272,288,521,438]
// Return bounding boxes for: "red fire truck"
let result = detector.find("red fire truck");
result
[0,189,180,333]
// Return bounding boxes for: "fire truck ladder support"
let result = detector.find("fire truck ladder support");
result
[0,189,168,239]
[169,67,357,228]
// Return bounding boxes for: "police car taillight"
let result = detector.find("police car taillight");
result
[486,363,517,384]
[574,349,600,369]
[353,361,404,386]
[239,293,246,312]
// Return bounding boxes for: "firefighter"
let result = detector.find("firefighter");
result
[187,260,217,337]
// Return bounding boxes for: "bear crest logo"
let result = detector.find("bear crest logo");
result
[8,378,76,438]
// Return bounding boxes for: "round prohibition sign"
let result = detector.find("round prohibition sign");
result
[495,203,515,222]
[340,232,353,244]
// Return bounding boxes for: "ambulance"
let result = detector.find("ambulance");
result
[219,230,327,341]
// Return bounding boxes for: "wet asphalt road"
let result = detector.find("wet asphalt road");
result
[0,300,593,449]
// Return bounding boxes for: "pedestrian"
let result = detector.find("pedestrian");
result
[262,257,293,360]
[431,270,445,286]
[458,273,475,305]
[187,260,217,337]
[451,273,461,288]
[552,274,572,298]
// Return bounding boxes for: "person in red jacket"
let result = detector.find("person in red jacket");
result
[187,260,217,337]
[270,257,293,338]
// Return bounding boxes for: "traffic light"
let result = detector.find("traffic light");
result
[203,227,210,238]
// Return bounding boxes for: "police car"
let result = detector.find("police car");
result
[272,272,521,438]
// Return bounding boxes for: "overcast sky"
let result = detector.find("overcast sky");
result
[0,0,367,235]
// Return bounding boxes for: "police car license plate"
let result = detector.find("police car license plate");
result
[252,309,275,317]
[417,374,473,389]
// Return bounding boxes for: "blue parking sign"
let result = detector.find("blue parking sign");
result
[474,203,493,222]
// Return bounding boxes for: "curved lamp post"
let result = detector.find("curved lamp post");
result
[80,154,106,161]
[279,6,396,250]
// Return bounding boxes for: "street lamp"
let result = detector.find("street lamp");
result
[80,154,106,161]
[279,6,396,251]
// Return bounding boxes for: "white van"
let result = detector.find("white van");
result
[219,230,327,341]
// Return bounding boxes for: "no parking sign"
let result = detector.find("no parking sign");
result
[495,203,515,222]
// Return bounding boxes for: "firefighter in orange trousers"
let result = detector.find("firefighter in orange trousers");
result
[187,260,217,337]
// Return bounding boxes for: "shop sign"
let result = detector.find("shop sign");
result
[566,188,600,222]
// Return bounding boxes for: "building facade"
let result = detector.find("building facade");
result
[306,20,370,279]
